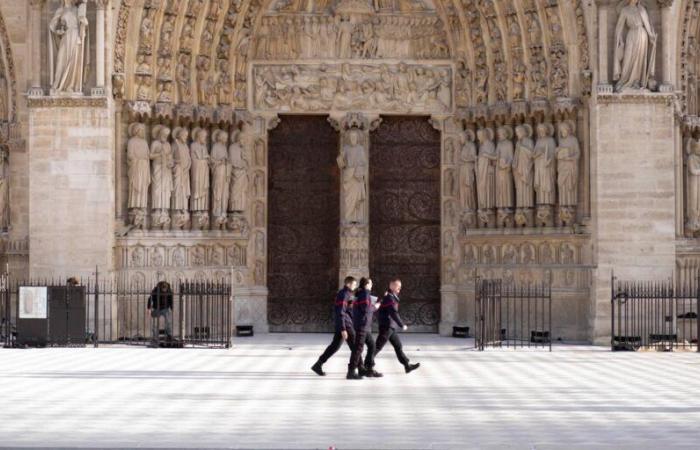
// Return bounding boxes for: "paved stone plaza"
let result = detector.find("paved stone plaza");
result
[1,334,699,449]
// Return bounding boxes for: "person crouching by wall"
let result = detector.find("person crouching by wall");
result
[148,281,173,345]
[347,277,383,380]
[375,278,420,374]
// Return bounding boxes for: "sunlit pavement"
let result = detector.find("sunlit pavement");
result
[1,334,699,449]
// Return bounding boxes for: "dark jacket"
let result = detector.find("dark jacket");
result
[378,292,405,330]
[352,288,374,332]
[334,287,354,332]
[148,287,173,310]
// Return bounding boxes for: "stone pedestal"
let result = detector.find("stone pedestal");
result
[28,97,114,278]
[233,286,269,333]
[592,94,676,344]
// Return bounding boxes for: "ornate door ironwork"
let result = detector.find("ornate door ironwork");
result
[267,115,340,332]
[370,116,441,332]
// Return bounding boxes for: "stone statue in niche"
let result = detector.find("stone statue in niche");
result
[338,129,367,224]
[513,124,535,227]
[210,130,230,229]
[533,122,556,227]
[495,125,514,227]
[0,144,8,231]
[458,130,477,226]
[687,137,700,235]
[476,127,497,228]
[556,121,580,226]
[49,0,89,94]
[190,128,210,230]
[127,123,150,229]
[228,130,250,214]
[150,125,173,230]
[171,127,191,230]
[613,0,657,92]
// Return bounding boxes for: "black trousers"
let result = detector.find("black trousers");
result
[317,329,356,365]
[375,326,409,366]
[349,330,376,371]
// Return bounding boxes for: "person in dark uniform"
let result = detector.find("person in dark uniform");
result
[311,276,357,376]
[347,277,383,379]
[374,277,420,374]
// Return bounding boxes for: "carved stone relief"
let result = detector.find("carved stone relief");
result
[251,63,452,113]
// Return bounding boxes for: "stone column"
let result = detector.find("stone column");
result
[28,0,44,96]
[329,113,380,284]
[658,0,675,92]
[92,0,108,96]
[431,115,463,336]
[597,2,613,93]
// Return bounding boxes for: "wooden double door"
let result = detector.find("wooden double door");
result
[267,115,441,332]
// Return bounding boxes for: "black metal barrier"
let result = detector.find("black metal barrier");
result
[2,273,232,349]
[475,278,552,351]
[611,276,699,352]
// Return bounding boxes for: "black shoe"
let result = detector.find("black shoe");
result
[311,362,326,376]
[368,369,383,378]
[358,367,368,377]
[346,368,363,380]
[404,363,420,374]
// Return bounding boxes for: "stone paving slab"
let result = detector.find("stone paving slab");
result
[0,334,699,449]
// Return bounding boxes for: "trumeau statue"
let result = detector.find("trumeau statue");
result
[171,127,191,229]
[49,0,89,94]
[613,0,657,91]
[150,125,173,229]
[228,130,250,214]
[458,130,477,213]
[687,138,700,233]
[210,130,230,229]
[127,123,150,229]
[338,129,367,224]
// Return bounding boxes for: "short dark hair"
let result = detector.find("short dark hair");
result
[344,276,356,286]
[389,277,401,284]
[66,277,79,286]
[359,277,372,289]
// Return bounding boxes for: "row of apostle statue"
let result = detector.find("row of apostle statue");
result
[126,122,255,232]
[452,120,581,228]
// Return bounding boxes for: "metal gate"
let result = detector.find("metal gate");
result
[475,278,552,351]
[611,275,699,351]
[2,274,232,348]
[370,116,441,332]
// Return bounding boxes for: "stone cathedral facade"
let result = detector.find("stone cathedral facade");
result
[1,0,700,343]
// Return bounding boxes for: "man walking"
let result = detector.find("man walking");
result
[312,276,357,376]
[374,278,420,374]
[347,277,382,380]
